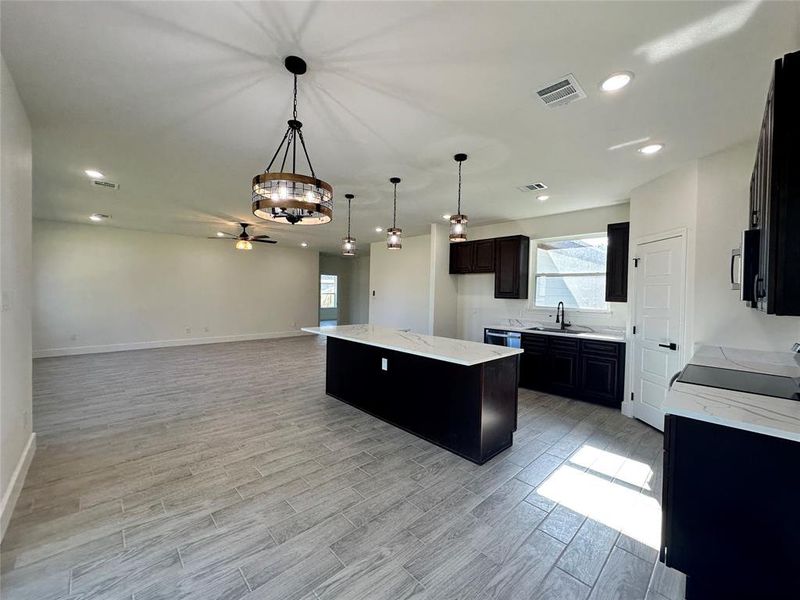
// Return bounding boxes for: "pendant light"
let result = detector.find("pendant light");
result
[449,153,468,242]
[387,177,402,250]
[342,194,356,256]
[251,56,333,225]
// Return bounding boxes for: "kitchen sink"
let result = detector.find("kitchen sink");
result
[527,326,581,334]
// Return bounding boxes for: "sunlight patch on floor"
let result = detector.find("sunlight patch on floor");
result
[568,445,653,490]
[539,463,662,549]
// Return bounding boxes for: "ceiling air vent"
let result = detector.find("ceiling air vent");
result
[92,179,120,190]
[535,74,586,107]
[517,182,548,193]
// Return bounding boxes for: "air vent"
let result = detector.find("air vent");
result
[92,179,119,190]
[535,74,587,107]
[517,182,548,193]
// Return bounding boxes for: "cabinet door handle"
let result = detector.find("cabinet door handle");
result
[659,343,677,351]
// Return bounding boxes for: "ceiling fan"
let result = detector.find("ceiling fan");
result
[208,223,277,250]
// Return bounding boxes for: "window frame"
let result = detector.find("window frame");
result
[529,233,611,314]
[320,274,338,309]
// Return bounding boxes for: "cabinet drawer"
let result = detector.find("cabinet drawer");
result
[521,333,547,351]
[581,340,620,357]
[549,337,579,352]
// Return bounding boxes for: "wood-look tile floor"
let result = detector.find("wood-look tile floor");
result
[1,335,686,600]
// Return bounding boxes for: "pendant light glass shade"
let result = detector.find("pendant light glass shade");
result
[342,194,357,256]
[251,56,333,225]
[386,227,402,250]
[235,239,253,251]
[387,177,402,250]
[449,153,468,243]
[449,214,468,242]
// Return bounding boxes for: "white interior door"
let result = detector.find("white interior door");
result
[632,234,686,431]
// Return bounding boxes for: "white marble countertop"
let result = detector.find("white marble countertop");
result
[302,324,524,366]
[664,345,800,442]
[485,320,626,342]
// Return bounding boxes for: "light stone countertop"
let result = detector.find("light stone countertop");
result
[485,319,626,342]
[302,324,524,367]
[664,345,800,442]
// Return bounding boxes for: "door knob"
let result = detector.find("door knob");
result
[659,343,677,350]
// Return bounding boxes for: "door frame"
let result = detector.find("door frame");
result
[624,227,689,426]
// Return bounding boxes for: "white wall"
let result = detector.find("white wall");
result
[369,233,432,334]
[348,255,370,324]
[694,141,800,350]
[628,160,698,363]
[1,57,34,538]
[629,141,800,356]
[457,204,630,342]
[32,220,320,356]
[319,253,370,325]
[429,224,458,338]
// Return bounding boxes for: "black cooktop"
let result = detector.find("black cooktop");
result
[677,364,800,400]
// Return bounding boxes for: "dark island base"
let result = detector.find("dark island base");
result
[324,337,519,465]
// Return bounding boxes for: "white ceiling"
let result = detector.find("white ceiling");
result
[3,1,799,252]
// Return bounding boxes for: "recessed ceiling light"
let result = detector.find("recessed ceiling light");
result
[537,195,549,201]
[84,169,104,179]
[300,242,308,247]
[600,72,633,92]
[375,227,383,233]
[638,143,664,155]
[89,213,109,222]
[442,214,451,220]
[216,231,225,237]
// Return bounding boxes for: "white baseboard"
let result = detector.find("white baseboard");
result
[33,330,312,358]
[620,400,635,418]
[0,432,36,541]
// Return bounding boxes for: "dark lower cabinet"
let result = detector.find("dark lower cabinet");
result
[326,336,519,465]
[548,338,580,396]
[508,330,624,406]
[519,334,548,390]
[662,415,800,598]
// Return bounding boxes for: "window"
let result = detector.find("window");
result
[320,274,338,309]
[534,235,608,310]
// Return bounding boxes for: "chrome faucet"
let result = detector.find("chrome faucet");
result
[555,301,570,331]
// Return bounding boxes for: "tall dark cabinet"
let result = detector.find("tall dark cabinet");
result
[749,49,800,315]
[605,222,630,302]
[494,236,529,299]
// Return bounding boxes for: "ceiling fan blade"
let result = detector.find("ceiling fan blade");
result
[252,238,278,244]
[207,236,236,240]
[252,235,272,239]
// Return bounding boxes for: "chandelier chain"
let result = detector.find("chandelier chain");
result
[297,129,316,179]
[347,196,352,237]
[457,160,462,215]
[392,181,398,228]
[293,74,298,121]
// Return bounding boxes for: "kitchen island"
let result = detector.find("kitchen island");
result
[302,324,523,464]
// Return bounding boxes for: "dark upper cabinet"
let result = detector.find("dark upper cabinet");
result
[448,236,529,299]
[494,235,529,299]
[750,50,800,315]
[512,332,625,407]
[473,239,496,273]
[605,222,630,302]
[449,242,474,274]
